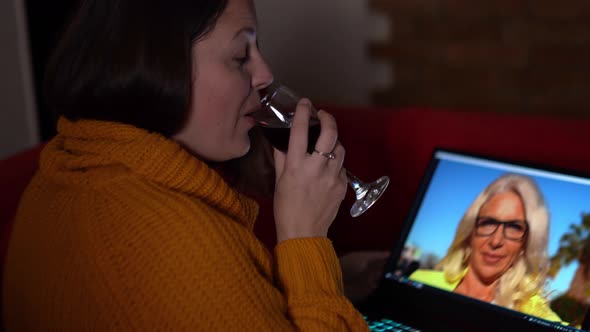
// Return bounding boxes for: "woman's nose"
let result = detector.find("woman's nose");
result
[253,55,274,91]
[488,225,505,247]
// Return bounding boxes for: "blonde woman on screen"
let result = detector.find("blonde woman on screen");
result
[410,174,562,322]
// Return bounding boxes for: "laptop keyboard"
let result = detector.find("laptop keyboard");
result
[364,316,422,332]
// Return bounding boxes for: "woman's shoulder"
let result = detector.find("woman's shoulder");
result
[409,269,446,286]
[409,269,444,280]
[408,269,462,292]
[521,294,563,323]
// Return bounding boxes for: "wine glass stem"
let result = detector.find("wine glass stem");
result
[346,170,368,201]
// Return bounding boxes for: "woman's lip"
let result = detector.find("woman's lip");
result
[243,114,256,127]
[243,109,260,119]
[244,102,261,114]
[244,116,256,126]
[482,253,505,263]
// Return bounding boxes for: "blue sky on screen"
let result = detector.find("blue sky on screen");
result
[404,152,590,299]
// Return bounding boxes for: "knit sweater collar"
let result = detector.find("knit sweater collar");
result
[42,117,258,228]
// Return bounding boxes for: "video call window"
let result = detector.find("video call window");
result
[396,152,590,328]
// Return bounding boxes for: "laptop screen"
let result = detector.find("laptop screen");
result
[379,149,590,331]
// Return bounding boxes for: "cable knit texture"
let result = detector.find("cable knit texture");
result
[3,117,368,331]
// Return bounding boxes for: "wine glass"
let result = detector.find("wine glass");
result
[252,82,390,218]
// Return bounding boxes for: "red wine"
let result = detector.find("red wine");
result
[260,123,321,154]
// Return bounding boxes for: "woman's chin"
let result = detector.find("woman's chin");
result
[478,270,506,285]
[231,141,251,160]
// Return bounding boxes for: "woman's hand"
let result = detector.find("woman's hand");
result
[272,99,348,243]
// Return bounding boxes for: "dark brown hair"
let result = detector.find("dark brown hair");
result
[44,0,228,136]
[223,127,275,197]
[45,0,276,197]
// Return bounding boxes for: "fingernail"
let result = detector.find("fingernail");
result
[300,98,311,107]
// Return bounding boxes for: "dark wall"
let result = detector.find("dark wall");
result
[370,0,590,118]
[25,0,79,141]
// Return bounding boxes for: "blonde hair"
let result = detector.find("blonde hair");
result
[436,173,549,310]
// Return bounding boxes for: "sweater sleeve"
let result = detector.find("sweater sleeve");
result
[274,237,370,331]
[91,201,368,331]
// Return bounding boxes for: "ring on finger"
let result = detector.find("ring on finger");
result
[313,149,336,160]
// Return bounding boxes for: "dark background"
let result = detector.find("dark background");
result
[24,1,590,141]
[25,0,79,141]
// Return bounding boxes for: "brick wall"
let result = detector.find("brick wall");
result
[369,0,590,116]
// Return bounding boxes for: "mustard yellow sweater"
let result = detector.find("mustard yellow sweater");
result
[3,118,368,331]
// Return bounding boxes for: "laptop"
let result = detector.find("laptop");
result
[357,148,590,332]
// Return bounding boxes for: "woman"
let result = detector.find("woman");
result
[410,174,562,322]
[3,0,370,330]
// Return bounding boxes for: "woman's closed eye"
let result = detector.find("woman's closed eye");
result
[234,46,250,67]
[234,54,249,66]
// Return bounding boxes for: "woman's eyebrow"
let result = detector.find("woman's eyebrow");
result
[478,216,526,222]
[233,27,256,40]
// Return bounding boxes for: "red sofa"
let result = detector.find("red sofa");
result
[256,107,590,255]
[3,106,590,269]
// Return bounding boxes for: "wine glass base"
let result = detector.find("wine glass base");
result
[350,176,390,218]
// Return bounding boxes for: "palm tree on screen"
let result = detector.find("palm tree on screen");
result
[548,213,590,301]
[548,213,590,325]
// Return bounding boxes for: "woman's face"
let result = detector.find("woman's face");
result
[174,0,273,161]
[468,191,526,284]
